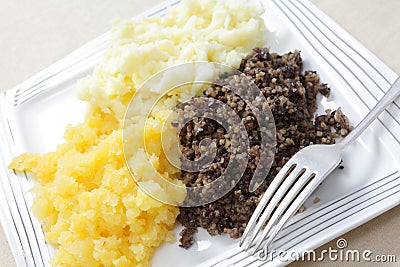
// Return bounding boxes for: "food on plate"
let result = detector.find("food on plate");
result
[176,48,352,248]
[9,0,268,266]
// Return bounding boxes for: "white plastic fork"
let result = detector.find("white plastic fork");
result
[240,76,400,258]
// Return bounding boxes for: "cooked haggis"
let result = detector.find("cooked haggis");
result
[176,48,352,248]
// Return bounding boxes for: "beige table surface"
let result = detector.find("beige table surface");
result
[0,0,399,266]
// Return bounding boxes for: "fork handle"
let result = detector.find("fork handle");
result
[339,76,400,149]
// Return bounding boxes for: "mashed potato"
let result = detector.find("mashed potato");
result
[10,0,267,266]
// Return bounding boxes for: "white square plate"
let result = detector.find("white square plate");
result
[1,0,399,266]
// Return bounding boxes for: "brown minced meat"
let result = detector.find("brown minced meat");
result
[175,48,353,249]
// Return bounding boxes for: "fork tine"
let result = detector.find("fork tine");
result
[258,173,322,255]
[239,162,299,248]
[253,156,342,255]
[242,163,303,251]
[251,169,315,254]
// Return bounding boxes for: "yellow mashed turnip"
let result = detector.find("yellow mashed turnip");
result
[9,0,267,266]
